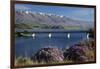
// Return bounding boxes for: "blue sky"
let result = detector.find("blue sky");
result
[15,4,94,22]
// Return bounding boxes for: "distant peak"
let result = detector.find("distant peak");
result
[60,15,64,18]
[38,12,45,15]
[25,11,29,14]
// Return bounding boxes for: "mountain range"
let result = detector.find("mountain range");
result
[15,10,93,31]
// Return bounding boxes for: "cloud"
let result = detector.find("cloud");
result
[15,4,31,10]
[67,8,94,21]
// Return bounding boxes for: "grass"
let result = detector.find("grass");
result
[63,26,81,30]
[15,57,74,66]
[16,22,84,30]
[15,57,34,66]
[85,50,95,61]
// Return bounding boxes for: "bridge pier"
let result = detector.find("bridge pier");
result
[32,33,35,39]
[87,33,89,39]
[48,33,52,38]
[67,33,70,39]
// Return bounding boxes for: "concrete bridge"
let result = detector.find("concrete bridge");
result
[16,29,90,33]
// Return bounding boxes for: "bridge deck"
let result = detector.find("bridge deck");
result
[16,30,90,33]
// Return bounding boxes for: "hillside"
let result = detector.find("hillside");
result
[15,11,93,32]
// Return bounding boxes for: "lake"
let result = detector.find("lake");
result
[15,32,88,57]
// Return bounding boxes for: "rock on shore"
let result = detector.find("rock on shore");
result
[64,40,95,62]
[31,46,64,63]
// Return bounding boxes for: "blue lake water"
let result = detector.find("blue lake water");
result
[15,32,87,57]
